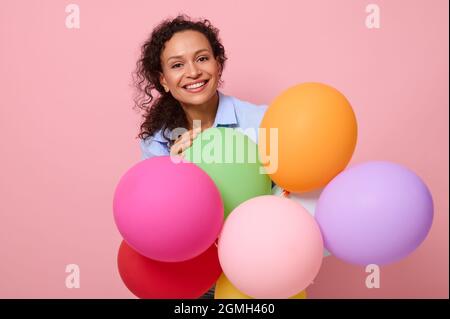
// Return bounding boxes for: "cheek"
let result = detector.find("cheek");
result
[166,72,183,86]
[206,63,220,77]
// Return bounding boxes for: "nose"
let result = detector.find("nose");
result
[186,61,201,77]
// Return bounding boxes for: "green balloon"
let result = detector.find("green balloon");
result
[184,127,272,218]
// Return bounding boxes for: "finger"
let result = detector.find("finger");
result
[181,130,198,144]
[172,138,191,155]
[175,130,192,143]
[193,126,202,135]
[192,126,203,140]
[180,139,193,152]
[170,142,185,156]
[189,128,199,138]
[175,128,201,147]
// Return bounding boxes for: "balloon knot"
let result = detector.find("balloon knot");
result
[281,190,291,198]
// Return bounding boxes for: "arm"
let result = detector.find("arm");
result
[139,138,170,160]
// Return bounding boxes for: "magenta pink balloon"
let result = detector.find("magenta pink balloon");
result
[113,156,223,262]
[218,195,323,298]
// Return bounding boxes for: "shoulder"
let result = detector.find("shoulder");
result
[228,95,268,113]
[226,94,268,129]
[220,93,268,144]
[139,130,170,160]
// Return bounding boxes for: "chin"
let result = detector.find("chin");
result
[180,88,217,106]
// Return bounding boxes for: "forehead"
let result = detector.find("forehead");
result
[161,30,212,59]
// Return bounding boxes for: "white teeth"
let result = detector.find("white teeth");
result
[185,81,206,89]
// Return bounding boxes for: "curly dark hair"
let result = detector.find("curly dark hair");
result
[133,15,227,144]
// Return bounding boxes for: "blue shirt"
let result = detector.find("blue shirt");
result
[140,91,268,160]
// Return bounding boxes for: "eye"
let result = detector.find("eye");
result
[171,63,183,69]
[197,56,209,62]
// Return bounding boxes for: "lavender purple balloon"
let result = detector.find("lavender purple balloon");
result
[315,161,433,265]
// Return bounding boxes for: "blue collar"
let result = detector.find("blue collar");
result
[213,91,238,127]
[153,91,237,143]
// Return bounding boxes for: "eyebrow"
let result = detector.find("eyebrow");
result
[166,49,210,63]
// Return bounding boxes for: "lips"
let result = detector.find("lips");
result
[183,80,209,90]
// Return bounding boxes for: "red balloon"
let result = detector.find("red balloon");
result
[118,241,221,299]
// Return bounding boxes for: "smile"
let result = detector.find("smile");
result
[183,80,209,93]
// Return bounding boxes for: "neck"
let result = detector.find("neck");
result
[181,91,219,131]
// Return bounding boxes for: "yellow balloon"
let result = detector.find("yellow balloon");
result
[259,82,357,193]
[214,273,307,299]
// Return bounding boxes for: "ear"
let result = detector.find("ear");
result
[159,73,169,92]
[216,60,223,77]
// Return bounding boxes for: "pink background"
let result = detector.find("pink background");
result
[0,0,448,298]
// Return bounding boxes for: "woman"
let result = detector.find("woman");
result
[133,15,268,298]
[134,15,267,159]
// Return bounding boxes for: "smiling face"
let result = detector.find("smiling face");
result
[159,30,221,108]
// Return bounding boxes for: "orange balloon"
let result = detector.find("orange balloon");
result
[214,273,307,299]
[259,83,357,192]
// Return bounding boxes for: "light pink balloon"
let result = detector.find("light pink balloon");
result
[113,156,223,262]
[218,195,323,298]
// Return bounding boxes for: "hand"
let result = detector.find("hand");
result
[169,127,202,158]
